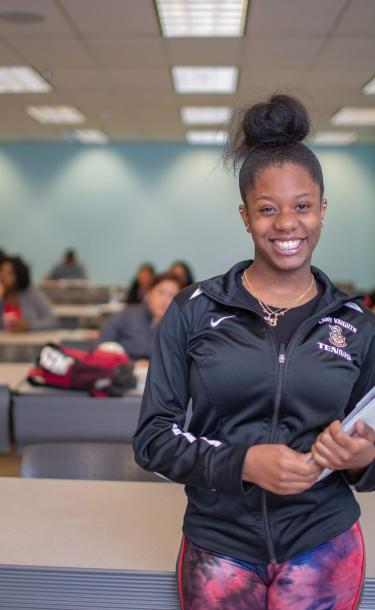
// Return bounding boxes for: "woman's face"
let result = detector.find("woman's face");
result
[138,267,154,288]
[240,163,327,274]
[0,261,17,292]
[147,279,180,322]
[170,264,189,286]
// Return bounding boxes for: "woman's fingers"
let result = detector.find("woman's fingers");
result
[354,420,375,442]
[312,419,375,470]
[242,444,321,494]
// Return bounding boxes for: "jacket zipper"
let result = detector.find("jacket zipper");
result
[200,284,358,562]
[259,300,352,564]
[261,340,286,564]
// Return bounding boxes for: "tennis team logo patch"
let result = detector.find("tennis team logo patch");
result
[316,316,357,362]
[328,325,347,348]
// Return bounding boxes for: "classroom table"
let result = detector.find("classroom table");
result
[0,329,98,362]
[52,304,102,329]
[0,478,374,609]
[39,282,125,305]
[0,478,185,609]
[52,303,124,329]
[0,362,31,391]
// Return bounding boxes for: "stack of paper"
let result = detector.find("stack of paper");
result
[315,386,375,481]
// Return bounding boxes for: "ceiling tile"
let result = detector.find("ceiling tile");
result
[86,37,167,68]
[307,68,375,91]
[0,0,372,141]
[316,37,375,68]
[164,39,243,66]
[334,0,375,36]
[105,125,143,140]
[243,37,323,68]
[59,0,159,36]
[5,37,96,68]
[0,39,23,63]
[239,68,308,92]
[247,0,347,36]
[0,0,74,37]
[48,68,111,89]
[106,68,172,92]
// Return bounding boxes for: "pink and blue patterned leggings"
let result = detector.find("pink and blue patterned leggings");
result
[177,522,365,610]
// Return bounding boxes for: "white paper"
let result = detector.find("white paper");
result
[314,386,375,481]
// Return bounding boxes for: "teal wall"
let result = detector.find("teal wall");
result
[0,142,374,289]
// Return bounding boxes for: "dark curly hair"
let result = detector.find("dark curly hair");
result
[224,94,324,203]
[2,256,31,291]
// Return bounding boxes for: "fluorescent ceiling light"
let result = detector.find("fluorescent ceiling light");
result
[186,130,228,144]
[74,129,109,144]
[310,131,357,145]
[331,107,375,126]
[156,0,248,37]
[362,76,375,95]
[172,66,238,93]
[181,106,232,124]
[27,105,86,124]
[0,66,51,93]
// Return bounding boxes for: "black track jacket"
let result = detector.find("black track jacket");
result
[133,260,375,564]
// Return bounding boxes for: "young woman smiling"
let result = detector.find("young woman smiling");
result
[133,95,375,609]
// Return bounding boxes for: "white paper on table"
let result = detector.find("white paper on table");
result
[314,386,375,481]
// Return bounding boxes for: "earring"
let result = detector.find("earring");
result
[320,219,325,227]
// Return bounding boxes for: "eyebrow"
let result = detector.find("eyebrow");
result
[255,192,313,202]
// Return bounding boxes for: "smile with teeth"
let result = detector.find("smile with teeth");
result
[271,238,306,253]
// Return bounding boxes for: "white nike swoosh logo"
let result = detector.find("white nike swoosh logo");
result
[210,315,236,328]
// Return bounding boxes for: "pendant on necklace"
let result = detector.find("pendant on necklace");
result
[265,314,278,327]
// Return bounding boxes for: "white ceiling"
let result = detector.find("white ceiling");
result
[0,0,373,142]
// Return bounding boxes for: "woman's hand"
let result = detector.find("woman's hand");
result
[242,444,322,495]
[311,420,375,474]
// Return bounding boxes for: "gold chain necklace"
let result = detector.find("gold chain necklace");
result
[242,271,316,327]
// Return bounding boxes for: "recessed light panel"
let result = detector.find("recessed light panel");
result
[331,107,375,126]
[362,76,375,95]
[0,66,51,93]
[172,66,238,93]
[181,106,232,124]
[74,129,109,144]
[27,106,86,124]
[156,0,248,37]
[186,130,228,144]
[310,131,357,145]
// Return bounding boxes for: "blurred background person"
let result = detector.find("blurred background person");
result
[48,248,87,281]
[364,290,375,311]
[0,256,57,332]
[126,262,155,304]
[168,260,194,288]
[99,272,183,361]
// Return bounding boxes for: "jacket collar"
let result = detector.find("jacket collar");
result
[200,259,355,313]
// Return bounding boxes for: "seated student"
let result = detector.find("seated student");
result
[126,262,155,304]
[48,248,87,280]
[168,260,195,288]
[0,256,57,332]
[99,272,182,360]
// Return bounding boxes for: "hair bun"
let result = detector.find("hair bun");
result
[243,94,310,148]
